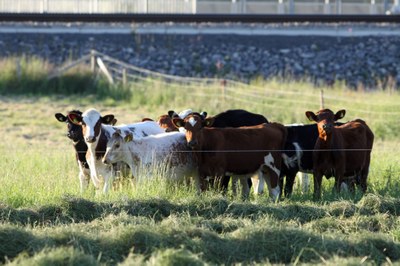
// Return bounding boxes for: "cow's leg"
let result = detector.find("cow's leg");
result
[87,152,101,190]
[278,174,285,197]
[247,177,253,191]
[346,178,356,194]
[220,175,231,194]
[231,176,238,197]
[359,166,369,193]
[239,175,250,200]
[313,171,323,200]
[299,173,310,194]
[192,172,202,194]
[102,170,115,194]
[78,162,90,193]
[334,164,346,195]
[284,172,296,198]
[251,170,264,195]
[79,171,90,193]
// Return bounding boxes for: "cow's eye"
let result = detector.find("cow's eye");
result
[115,143,120,149]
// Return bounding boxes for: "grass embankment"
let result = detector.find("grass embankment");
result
[0,57,400,265]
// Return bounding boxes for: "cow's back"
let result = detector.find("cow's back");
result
[336,120,372,175]
[199,123,286,176]
[211,109,268,128]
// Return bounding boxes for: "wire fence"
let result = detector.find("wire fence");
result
[51,50,400,118]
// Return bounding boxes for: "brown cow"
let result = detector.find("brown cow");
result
[142,114,180,132]
[172,113,287,200]
[305,109,374,199]
[157,114,179,132]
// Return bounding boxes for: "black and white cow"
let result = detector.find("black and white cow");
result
[279,124,319,197]
[55,110,117,192]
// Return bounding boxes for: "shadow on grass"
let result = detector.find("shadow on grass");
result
[1,194,400,226]
[1,222,399,265]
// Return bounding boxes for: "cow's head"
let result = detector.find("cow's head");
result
[168,109,208,132]
[55,110,84,142]
[168,109,207,120]
[103,129,132,165]
[305,109,346,140]
[157,114,179,132]
[69,108,116,144]
[172,113,214,150]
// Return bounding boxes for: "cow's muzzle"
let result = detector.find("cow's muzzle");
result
[102,157,110,165]
[322,124,333,133]
[187,140,198,150]
[85,136,96,143]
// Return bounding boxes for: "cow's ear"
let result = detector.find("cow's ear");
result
[68,113,82,125]
[305,111,317,122]
[172,118,185,128]
[55,113,67,122]
[102,115,115,125]
[203,117,214,127]
[110,118,117,126]
[168,110,178,118]
[200,111,208,119]
[335,110,346,121]
[124,133,133,142]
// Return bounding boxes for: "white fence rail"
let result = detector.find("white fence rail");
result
[0,0,396,14]
[0,0,197,14]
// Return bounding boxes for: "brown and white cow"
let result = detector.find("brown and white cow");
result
[172,113,287,200]
[305,109,374,199]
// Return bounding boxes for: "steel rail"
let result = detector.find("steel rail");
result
[0,13,399,23]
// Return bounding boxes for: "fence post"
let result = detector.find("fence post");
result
[122,68,127,86]
[370,0,377,14]
[231,0,238,14]
[320,89,324,109]
[277,0,285,14]
[90,50,96,73]
[221,79,227,101]
[336,0,342,14]
[324,0,331,14]
[289,0,294,14]
[96,57,114,84]
[192,0,197,14]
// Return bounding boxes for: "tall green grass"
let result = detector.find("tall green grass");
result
[1,56,400,265]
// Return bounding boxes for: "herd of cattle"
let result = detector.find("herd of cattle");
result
[55,107,374,200]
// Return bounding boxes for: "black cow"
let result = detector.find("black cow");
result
[207,109,269,127]
[169,109,268,194]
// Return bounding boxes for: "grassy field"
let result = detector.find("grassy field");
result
[1,59,400,265]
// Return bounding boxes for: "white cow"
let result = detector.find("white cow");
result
[75,108,165,193]
[102,130,199,189]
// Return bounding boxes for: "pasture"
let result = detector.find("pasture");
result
[1,61,400,265]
